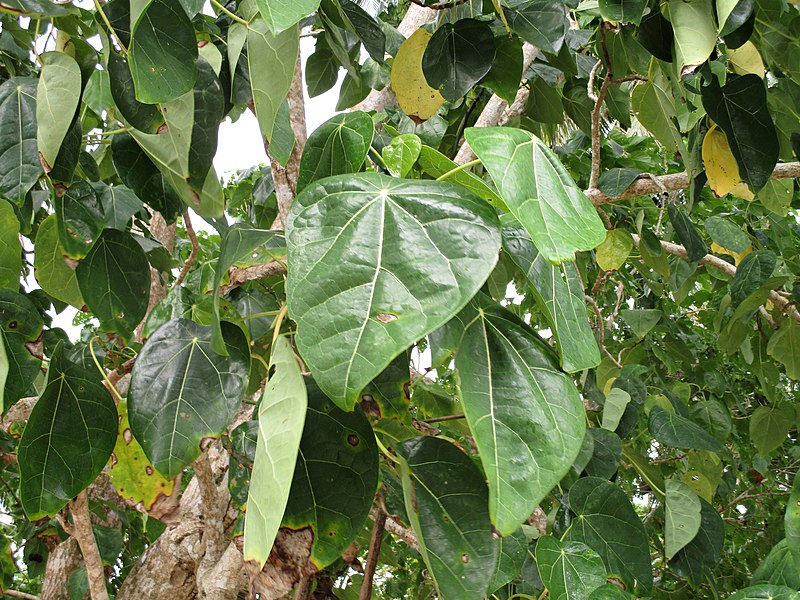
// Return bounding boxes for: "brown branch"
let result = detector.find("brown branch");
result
[584,293,622,369]
[70,491,109,600]
[5,590,40,600]
[585,161,800,206]
[408,0,467,9]
[358,509,386,600]
[421,414,466,423]
[370,507,418,551]
[173,211,198,288]
[219,260,287,295]
[589,75,611,190]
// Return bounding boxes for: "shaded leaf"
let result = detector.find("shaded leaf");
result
[598,0,648,24]
[417,145,505,209]
[620,309,661,338]
[672,499,725,584]
[752,539,800,588]
[749,404,794,455]
[54,181,104,259]
[536,535,606,600]
[667,204,708,262]
[703,125,754,199]
[36,52,81,170]
[0,290,42,411]
[0,77,40,205]
[704,216,750,253]
[597,168,642,197]
[33,214,83,308]
[730,250,776,307]
[505,0,567,54]
[0,200,20,290]
[648,407,723,452]
[100,185,144,230]
[767,320,800,381]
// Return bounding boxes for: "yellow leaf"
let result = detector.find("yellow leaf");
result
[595,229,633,271]
[728,41,765,78]
[710,241,752,266]
[702,125,754,200]
[390,29,445,121]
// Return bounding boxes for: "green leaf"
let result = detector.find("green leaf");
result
[689,400,732,442]
[100,185,144,230]
[33,214,83,308]
[757,178,793,216]
[108,52,164,134]
[631,81,684,154]
[566,477,653,594]
[129,0,198,103]
[482,35,523,105]
[465,127,605,263]
[597,168,642,197]
[717,0,753,36]
[786,470,800,573]
[0,290,43,410]
[704,216,751,253]
[422,19,495,101]
[536,535,607,600]
[54,181,104,259]
[455,301,586,535]
[0,334,7,421]
[727,585,800,600]
[505,0,567,54]
[75,229,151,340]
[730,250,776,307]
[0,200,20,290]
[585,428,623,480]
[128,319,250,477]
[396,436,499,600]
[752,539,800,588]
[672,499,725,583]
[244,336,307,569]
[0,77,41,205]
[668,0,717,73]
[417,145,505,209]
[281,380,378,569]
[620,309,661,338]
[602,388,631,432]
[188,58,225,188]
[767,320,800,381]
[18,343,117,520]
[598,0,648,24]
[502,221,599,372]
[255,0,319,34]
[749,404,794,455]
[595,229,634,271]
[668,204,708,262]
[527,76,564,125]
[588,584,635,599]
[665,478,702,560]
[487,528,528,593]
[36,52,81,170]
[340,0,385,63]
[701,74,779,193]
[247,19,299,143]
[648,407,723,452]
[296,112,374,193]
[382,133,421,178]
[305,47,338,98]
[286,172,500,409]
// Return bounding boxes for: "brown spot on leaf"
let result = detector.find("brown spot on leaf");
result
[200,437,215,451]
[110,453,118,467]
[122,428,133,444]
[607,577,626,590]
[38,152,52,173]
[157,122,169,134]
[347,434,360,447]
[197,40,208,47]
[359,395,381,418]
[461,553,469,563]
[145,465,154,475]
[376,313,397,324]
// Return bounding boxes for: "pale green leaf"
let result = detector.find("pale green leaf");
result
[767,320,800,380]
[668,0,717,74]
[536,535,607,600]
[0,199,20,290]
[596,229,633,271]
[749,404,794,455]
[255,0,319,34]
[602,388,631,431]
[33,214,83,308]
[620,309,661,338]
[382,133,421,178]
[665,478,702,560]
[36,52,81,170]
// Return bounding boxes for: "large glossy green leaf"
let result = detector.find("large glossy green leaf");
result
[649,407,723,452]
[0,200,20,290]
[100,185,144,230]
[566,477,653,594]
[0,290,42,411]
[416,145,505,208]
[36,52,81,170]
[702,74,779,193]
[255,0,319,34]
[108,53,164,134]
[672,499,725,584]
[129,0,198,103]
[247,19,299,143]
[465,127,605,263]
[0,77,40,205]
[422,19,495,101]
[598,0,648,24]
[280,380,378,569]
[668,204,708,263]
[665,478,701,560]
[296,112,374,193]
[536,535,607,600]
[128,319,250,477]
[188,59,224,188]
[244,336,307,569]
[749,404,794,454]
[482,35,523,105]
[54,181,104,259]
[75,229,151,340]
[18,343,117,520]
[730,251,776,307]
[286,172,501,409]
[505,0,567,54]
[33,214,83,308]
[787,470,800,572]
[752,539,800,588]
[668,0,717,73]
[727,585,800,600]
[396,436,499,600]
[455,301,586,535]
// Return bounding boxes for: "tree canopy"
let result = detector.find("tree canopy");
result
[0,0,799,598]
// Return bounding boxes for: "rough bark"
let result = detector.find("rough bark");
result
[70,491,109,600]
[41,538,82,600]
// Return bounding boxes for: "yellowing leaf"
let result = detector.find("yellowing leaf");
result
[390,29,445,121]
[595,229,633,271]
[108,400,176,512]
[728,41,765,78]
[710,241,752,266]
[702,125,754,200]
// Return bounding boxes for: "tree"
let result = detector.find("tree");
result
[0,0,798,597]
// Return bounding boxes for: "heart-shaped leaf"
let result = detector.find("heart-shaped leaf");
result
[649,407,723,452]
[0,77,41,205]
[33,214,83,308]
[19,342,117,520]
[665,478,702,560]
[672,499,724,583]
[465,127,605,263]
[128,319,250,477]
[36,52,81,170]
[75,229,151,341]
[244,336,307,569]
[455,301,586,535]
[536,535,607,600]
[390,29,445,121]
[55,181,104,259]
[0,200,21,291]
[286,172,500,409]
[255,0,320,35]
[396,436,499,600]
[296,112,374,193]
[566,477,653,594]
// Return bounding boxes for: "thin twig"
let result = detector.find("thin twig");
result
[359,509,387,600]
[584,294,622,369]
[5,590,40,600]
[421,414,466,423]
[370,507,418,551]
[70,490,110,600]
[173,212,198,288]
[409,0,468,9]
[219,260,287,295]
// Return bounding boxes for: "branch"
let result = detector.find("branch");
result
[585,162,800,206]
[370,507,418,551]
[5,590,40,600]
[70,491,109,600]
[630,234,800,323]
[173,211,198,288]
[358,509,386,600]
[219,260,287,295]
